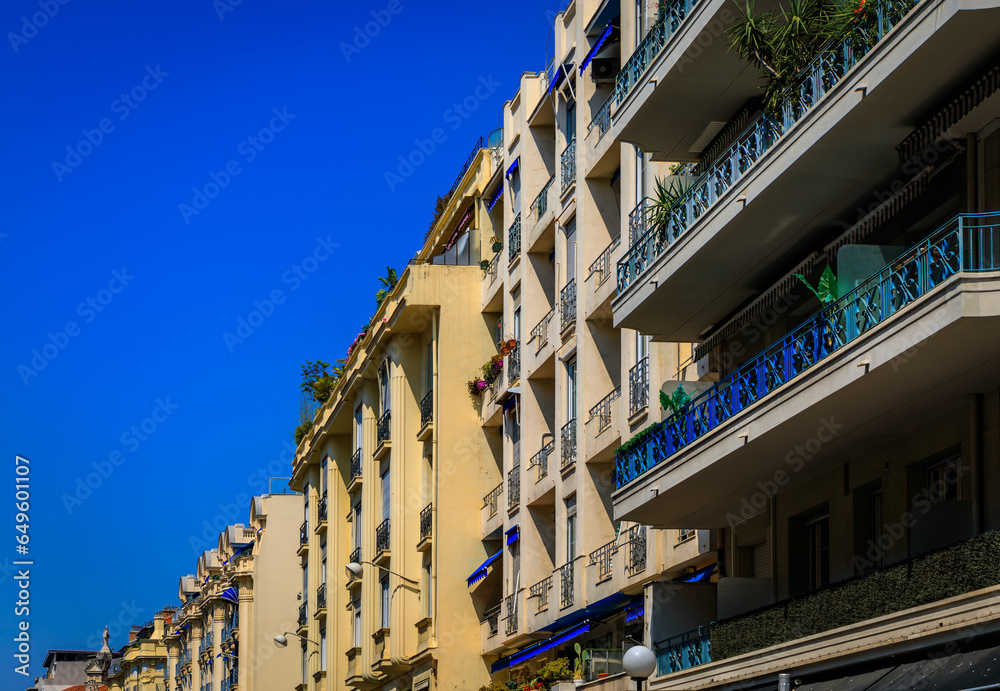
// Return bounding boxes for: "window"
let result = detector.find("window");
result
[353,504,362,551]
[634,145,647,206]
[806,513,830,592]
[378,361,391,414]
[566,358,577,422]
[926,457,961,502]
[423,560,433,619]
[425,341,434,394]
[303,483,310,533]
[353,598,362,648]
[320,456,328,494]
[321,541,327,585]
[301,563,308,612]
[565,219,577,282]
[380,576,391,629]
[319,627,327,671]
[565,99,576,141]
[566,496,577,562]
[635,331,650,362]
[354,406,363,452]
[301,640,308,684]
[381,469,391,522]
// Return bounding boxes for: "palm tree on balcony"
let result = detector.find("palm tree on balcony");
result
[375,266,399,307]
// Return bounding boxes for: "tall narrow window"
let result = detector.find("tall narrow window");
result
[565,219,577,283]
[381,469,391,522]
[380,576,391,629]
[425,341,434,395]
[635,331,650,362]
[303,483,310,534]
[353,598,362,647]
[354,504,362,552]
[354,406,363,452]
[567,358,578,422]
[634,145,647,207]
[566,496,578,562]
[320,542,327,585]
[301,641,308,684]
[423,560,433,618]
[319,627,327,671]
[806,513,830,591]
[566,99,576,142]
[378,361,391,414]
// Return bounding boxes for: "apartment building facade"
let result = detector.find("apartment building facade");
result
[289,144,502,691]
[606,0,1000,685]
[104,612,170,691]
[166,492,299,691]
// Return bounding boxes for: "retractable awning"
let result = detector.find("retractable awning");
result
[580,23,619,74]
[467,550,502,587]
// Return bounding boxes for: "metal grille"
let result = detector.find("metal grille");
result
[561,138,576,193]
[504,593,518,635]
[486,252,500,284]
[560,419,576,469]
[588,235,620,288]
[420,503,432,540]
[485,604,501,638]
[299,521,308,547]
[559,561,575,609]
[297,603,307,626]
[377,410,391,445]
[483,483,502,518]
[629,357,649,416]
[560,279,576,331]
[531,177,554,224]
[588,386,620,434]
[350,448,362,483]
[375,518,390,554]
[420,390,433,427]
[529,576,552,611]
[531,308,554,352]
[508,343,520,384]
[508,214,522,266]
[349,546,361,569]
[590,541,615,582]
[507,465,520,511]
[316,583,326,610]
[589,92,615,141]
[625,525,647,576]
[529,438,554,482]
[317,492,327,522]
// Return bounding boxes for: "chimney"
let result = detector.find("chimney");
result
[128,629,138,644]
[153,613,165,639]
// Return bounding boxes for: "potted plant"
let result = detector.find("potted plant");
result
[480,259,491,270]
[491,236,503,252]
[573,643,588,685]
[597,669,609,679]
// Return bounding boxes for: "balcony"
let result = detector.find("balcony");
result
[418,389,433,440]
[508,214,522,270]
[615,214,1000,526]
[348,547,362,586]
[528,177,557,251]
[375,518,390,561]
[508,343,520,385]
[507,464,520,512]
[628,357,649,418]
[418,502,432,551]
[316,492,327,529]
[560,279,577,334]
[298,521,308,553]
[504,593,519,636]
[558,561,575,609]
[588,92,614,143]
[624,525,648,577]
[348,448,362,490]
[589,540,615,584]
[560,138,576,195]
[315,583,327,615]
[655,626,712,677]
[586,386,621,462]
[297,603,307,628]
[586,236,620,320]
[484,603,501,639]
[482,482,503,537]
[528,308,555,377]
[375,411,391,459]
[560,419,577,471]
[529,438,553,483]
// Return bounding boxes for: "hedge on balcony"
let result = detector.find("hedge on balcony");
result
[711,530,1000,660]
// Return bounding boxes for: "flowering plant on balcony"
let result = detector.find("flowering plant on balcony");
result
[467,353,505,397]
[497,338,517,356]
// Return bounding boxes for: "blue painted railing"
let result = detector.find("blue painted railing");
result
[616,213,1000,489]
[614,0,702,106]
[655,626,712,675]
[618,0,920,295]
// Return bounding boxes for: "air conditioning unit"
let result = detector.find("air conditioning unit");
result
[591,58,619,83]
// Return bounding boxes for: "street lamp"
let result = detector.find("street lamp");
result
[345,560,418,585]
[272,632,320,648]
[623,645,656,690]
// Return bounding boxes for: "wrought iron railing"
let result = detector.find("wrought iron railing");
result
[614,0,701,106]
[559,561,575,609]
[350,448,362,483]
[507,465,520,511]
[509,214,522,266]
[588,386,621,434]
[298,603,307,626]
[508,343,520,384]
[504,593,518,635]
[531,308,554,352]
[617,213,1000,488]
[485,604,501,638]
[377,410,391,445]
[349,546,361,569]
[316,583,326,610]
[560,279,576,331]
[589,91,615,141]
[484,482,502,519]
[626,525,648,576]
[420,390,433,427]
[588,235,620,289]
[561,138,576,193]
[448,135,485,199]
[531,177,554,225]
[488,373,501,401]
[617,0,923,295]
[486,251,500,284]
[420,503,432,540]
[375,518,390,554]
[655,626,712,676]
[561,419,576,469]
[529,437,554,482]
[317,492,327,522]
[299,521,308,547]
[529,576,552,611]
[629,357,649,416]
[590,540,615,582]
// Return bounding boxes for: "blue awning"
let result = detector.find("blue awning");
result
[547,63,571,96]
[505,525,519,545]
[220,587,239,605]
[487,186,504,211]
[467,550,503,587]
[681,562,717,583]
[506,158,519,178]
[580,23,618,74]
[493,621,592,673]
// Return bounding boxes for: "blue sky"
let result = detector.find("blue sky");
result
[0,0,563,685]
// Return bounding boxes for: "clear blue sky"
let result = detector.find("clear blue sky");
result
[0,0,563,685]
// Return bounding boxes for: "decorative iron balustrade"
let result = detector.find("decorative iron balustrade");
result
[561,419,577,469]
[531,177,554,224]
[316,583,326,610]
[486,251,500,284]
[376,411,391,445]
[317,492,327,522]
[507,465,521,511]
[560,279,577,331]
[588,235,620,289]
[508,343,520,384]
[559,561,575,608]
[529,576,552,611]
[484,482,502,519]
[350,448,362,483]
[531,308,554,352]
[509,214,522,266]
[617,213,999,489]
[590,540,615,582]
[626,525,648,576]
[375,518,391,554]
[655,626,711,676]
[448,136,485,199]
[485,604,501,638]
[420,503,432,540]
[617,0,922,295]
[299,521,308,547]
[420,390,433,427]
[629,356,649,416]
[504,593,518,635]
[588,386,621,435]
[614,0,701,106]
[560,138,576,193]
[529,438,554,482]
[297,603,307,627]
[349,547,361,569]
[589,91,615,141]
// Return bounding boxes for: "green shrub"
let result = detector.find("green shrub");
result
[537,658,572,682]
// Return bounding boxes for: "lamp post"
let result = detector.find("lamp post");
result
[345,560,418,585]
[622,644,656,691]
[272,632,320,648]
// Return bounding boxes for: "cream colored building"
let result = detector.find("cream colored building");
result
[290,140,503,690]
[104,612,170,691]
[166,492,300,691]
